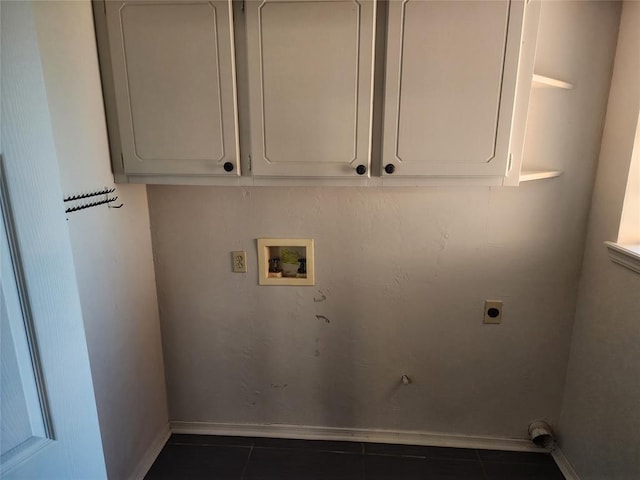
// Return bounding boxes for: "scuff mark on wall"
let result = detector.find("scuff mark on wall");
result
[314,290,327,302]
[393,270,410,287]
[315,315,330,324]
[431,228,450,252]
[270,383,288,389]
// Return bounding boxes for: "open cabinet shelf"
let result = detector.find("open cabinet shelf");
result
[532,74,574,90]
[508,67,575,185]
[519,170,563,182]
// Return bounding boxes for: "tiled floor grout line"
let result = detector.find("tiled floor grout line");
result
[153,435,564,480]
[252,445,361,453]
[239,445,254,480]
[367,452,428,459]
[169,442,251,448]
[476,449,490,480]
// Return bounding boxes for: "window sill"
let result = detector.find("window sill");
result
[605,241,640,274]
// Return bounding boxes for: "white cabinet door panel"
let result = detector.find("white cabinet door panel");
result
[383,0,525,177]
[246,0,376,178]
[105,0,239,176]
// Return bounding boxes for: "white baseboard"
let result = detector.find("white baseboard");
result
[130,423,171,480]
[552,447,581,480]
[170,421,550,453]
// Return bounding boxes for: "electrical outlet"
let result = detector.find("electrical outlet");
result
[484,300,503,324]
[231,251,247,273]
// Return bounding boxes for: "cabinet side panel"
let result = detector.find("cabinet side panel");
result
[503,0,541,186]
[92,0,126,180]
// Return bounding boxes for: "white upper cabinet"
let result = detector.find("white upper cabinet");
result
[245,0,376,178]
[102,0,240,177]
[382,0,527,178]
[94,0,539,185]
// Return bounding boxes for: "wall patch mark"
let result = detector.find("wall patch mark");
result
[314,291,327,302]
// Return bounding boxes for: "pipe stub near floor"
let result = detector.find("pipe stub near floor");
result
[528,420,555,449]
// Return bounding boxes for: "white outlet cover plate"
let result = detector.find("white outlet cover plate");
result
[231,251,247,273]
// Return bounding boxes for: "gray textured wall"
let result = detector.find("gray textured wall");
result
[558,2,640,478]
[148,1,620,440]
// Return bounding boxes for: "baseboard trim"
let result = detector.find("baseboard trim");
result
[130,423,171,480]
[170,421,550,453]
[552,447,581,480]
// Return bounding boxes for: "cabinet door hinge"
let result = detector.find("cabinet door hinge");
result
[120,152,125,170]
[507,153,513,173]
[248,155,252,171]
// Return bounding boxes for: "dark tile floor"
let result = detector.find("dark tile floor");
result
[146,434,565,479]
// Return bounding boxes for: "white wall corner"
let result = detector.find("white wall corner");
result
[129,423,170,480]
[552,447,581,480]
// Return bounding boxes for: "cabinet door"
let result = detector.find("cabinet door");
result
[382,0,526,178]
[246,0,376,178]
[104,0,239,176]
